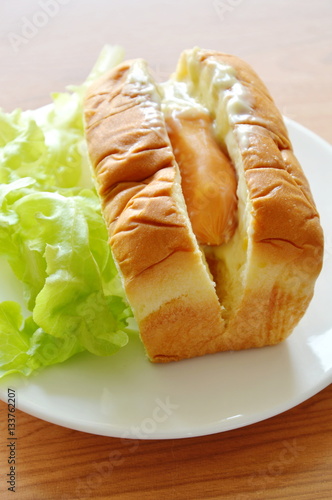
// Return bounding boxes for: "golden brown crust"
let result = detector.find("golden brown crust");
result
[84,59,225,361]
[84,49,324,362]
[234,124,322,267]
[128,250,225,361]
[174,48,324,351]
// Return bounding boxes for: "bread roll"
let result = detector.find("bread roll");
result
[84,48,324,362]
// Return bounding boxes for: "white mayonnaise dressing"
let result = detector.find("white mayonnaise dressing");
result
[125,55,254,153]
[126,60,164,132]
[160,80,208,117]
[159,55,254,151]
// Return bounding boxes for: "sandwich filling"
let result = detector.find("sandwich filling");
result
[84,47,324,360]
[162,88,238,246]
[160,55,254,319]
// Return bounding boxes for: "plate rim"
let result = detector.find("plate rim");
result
[1,116,332,440]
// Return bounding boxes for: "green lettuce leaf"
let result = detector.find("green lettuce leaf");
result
[0,45,135,379]
[0,301,83,378]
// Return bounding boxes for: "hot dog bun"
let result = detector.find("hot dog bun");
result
[84,48,324,362]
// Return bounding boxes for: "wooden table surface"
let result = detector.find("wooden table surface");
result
[0,1,331,499]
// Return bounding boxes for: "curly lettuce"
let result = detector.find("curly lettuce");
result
[0,45,134,379]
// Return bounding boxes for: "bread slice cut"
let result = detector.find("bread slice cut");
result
[173,48,324,350]
[84,49,324,361]
[84,59,225,361]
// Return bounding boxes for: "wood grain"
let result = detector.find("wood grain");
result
[0,0,331,499]
[0,385,331,500]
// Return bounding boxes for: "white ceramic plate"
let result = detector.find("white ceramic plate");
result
[0,117,331,439]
